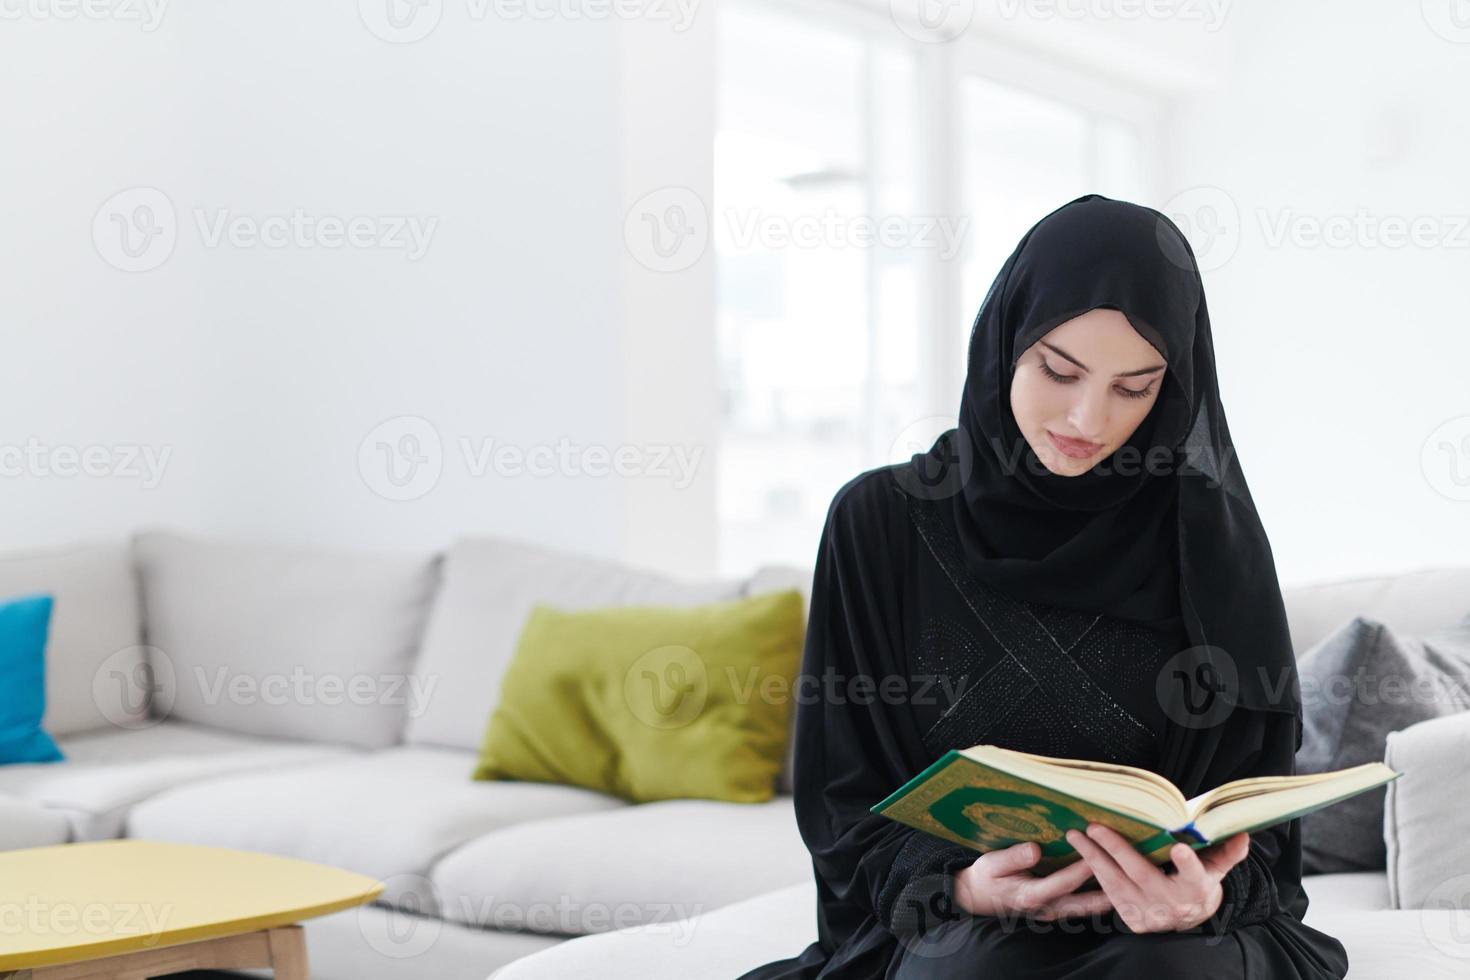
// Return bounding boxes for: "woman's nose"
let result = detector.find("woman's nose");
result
[1067,387,1109,440]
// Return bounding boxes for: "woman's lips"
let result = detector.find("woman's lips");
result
[1046,430,1102,459]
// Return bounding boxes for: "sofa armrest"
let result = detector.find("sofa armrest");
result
[1384,710,1470,910]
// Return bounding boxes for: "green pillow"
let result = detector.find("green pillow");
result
[473,589,805,803]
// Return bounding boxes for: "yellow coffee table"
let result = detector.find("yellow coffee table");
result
[0,839,385,979]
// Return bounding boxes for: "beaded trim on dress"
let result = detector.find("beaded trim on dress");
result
[902,487,1168,767]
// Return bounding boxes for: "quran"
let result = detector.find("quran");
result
[871,744,1400,873]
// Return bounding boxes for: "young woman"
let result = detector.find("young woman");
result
[738,195,1349,978]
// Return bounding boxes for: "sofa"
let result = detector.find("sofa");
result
[0,530,811,980]
[1,533,1466,979]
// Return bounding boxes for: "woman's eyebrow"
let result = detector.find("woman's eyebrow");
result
[1038,340,1167,378]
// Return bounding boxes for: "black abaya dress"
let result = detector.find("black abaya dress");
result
[736,465,1350,980]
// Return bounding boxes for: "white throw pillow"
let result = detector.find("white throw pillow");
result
[1384,708,1470,910]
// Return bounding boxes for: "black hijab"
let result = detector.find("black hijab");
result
[912,193,1299,719]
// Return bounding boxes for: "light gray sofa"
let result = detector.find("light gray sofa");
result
[1,535,1467,980]
[0,530,811,980]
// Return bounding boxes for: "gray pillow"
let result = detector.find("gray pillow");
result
[1295,614,1470,873]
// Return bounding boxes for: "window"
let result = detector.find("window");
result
[957,74,1151,337]
[716,2,1157,575]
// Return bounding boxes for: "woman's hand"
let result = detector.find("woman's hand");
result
[952,841,1115,922]
[1064,824,1251,933]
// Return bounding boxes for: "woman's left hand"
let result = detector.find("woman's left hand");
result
[1064,824,1251,933]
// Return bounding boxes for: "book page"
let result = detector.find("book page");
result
[960,745,1189,827]
[1191,763,1399,842]
[1183,763,1393,818]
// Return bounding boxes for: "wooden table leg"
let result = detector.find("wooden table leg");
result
[267,926,309,980]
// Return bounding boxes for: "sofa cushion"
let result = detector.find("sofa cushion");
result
[489,879,1468,980]
[0,541,145,735]
[1296,617,1470,873]
[0,719,351,841]
[1302,871,1391,912]
[486,882,813,980]
[134,529,439,749]
[403,535,745,752]
[1301,910,1470,980]
[125,745,627,913]
[1384,710,1470,911]
[0,795,70,850]
[432,797,810,936]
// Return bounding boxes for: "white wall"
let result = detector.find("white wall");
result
[616,11,719,577]
[1160,0,1470,585]
[1,1,719,575]
[5,0,1464,585]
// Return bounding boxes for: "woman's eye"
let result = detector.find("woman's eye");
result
[1040,358,1156,399]
[1038,360,1076,384]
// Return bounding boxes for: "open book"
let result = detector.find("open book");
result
[871,744,1400,873]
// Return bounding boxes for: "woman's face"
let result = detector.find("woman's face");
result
[1009,307,1168,477]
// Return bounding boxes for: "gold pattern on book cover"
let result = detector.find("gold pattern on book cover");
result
[876,757,1179,871]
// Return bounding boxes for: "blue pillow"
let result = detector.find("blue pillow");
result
[0,594,64,765]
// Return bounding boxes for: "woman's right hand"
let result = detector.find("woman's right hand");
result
[952,841,1115,921]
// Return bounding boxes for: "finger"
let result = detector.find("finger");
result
[1065,828,1142,907]
[1196,832,1250,878]
[1082,824,1168,891]
[985,840,1041,877]
[1020,853,1099,906]
[1169,842,1212,891]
